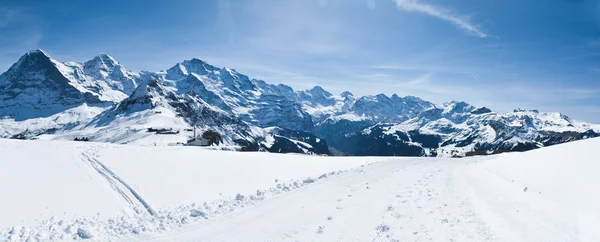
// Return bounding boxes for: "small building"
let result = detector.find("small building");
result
[185,129,222,147]
[147,127,180,135]
[186,137,211,146]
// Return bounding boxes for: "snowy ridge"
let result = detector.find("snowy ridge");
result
[1,49,598,156]
[351,106,600,157]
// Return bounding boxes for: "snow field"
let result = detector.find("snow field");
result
[1,137,599,241]
[0,139,381,241]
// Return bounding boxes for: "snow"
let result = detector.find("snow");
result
[0,104,107,138]
[0,139,380,241]
[469,138,600,239]
[1,137,600,241]
[0,140,133,229]
[59,106,192,146]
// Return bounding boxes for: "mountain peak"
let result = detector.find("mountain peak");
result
[308,85,333,97]
[190,58,208,64]
[310,85,325,91]
[20,49,52,62]
[172,58,219,76]
[26,49,49,57]
[85,53,119,69]
[375,93,389,100]
[96,53,117,63]
[340,91,353,98]
[8,49,55,73]
[441,101,475,115]
[126,77,167,103]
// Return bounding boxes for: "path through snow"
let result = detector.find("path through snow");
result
[2,138,599,241]
[140,158,498,242]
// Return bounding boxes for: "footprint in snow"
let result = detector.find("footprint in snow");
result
[376,224,391,233]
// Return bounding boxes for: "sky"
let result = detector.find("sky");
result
[0,0,600,122]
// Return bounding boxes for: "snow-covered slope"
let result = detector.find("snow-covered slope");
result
[1,49,598,156]
[0,139,379,240]
[63,78,261,147]
[455,137,600,241]
[1,137,599,241]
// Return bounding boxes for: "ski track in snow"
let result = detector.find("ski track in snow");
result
[0,147,363,241]
[81,148,157,216]
[2,138,599,241]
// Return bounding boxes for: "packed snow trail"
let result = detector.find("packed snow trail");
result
[139,158,495,242]
[138,152,597,242]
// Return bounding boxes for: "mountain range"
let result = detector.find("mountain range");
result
[1,50,598,156]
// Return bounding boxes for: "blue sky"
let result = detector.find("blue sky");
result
[1,0,600,122]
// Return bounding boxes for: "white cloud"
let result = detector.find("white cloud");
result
[392,0,487,38]
[403,72,433,86]
[0,8,21,28]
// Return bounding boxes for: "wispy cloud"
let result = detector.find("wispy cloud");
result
[0,8,21,28]
[588,38,600,47]
[392,0,487,38]
[563,88,600,100]
[370,64,482,81]
[357,73,391,79]
[469,73,481,81]
[232,1,357,56]
[403,72,433,86]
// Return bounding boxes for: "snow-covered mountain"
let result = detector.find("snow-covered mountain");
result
[1,49,598,156]
[160,59,314,132]
[0,50,139,139]
[0,51,326,154]
[348,103,600,156]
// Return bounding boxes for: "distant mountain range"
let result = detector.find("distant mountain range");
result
[1,50,598,156]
